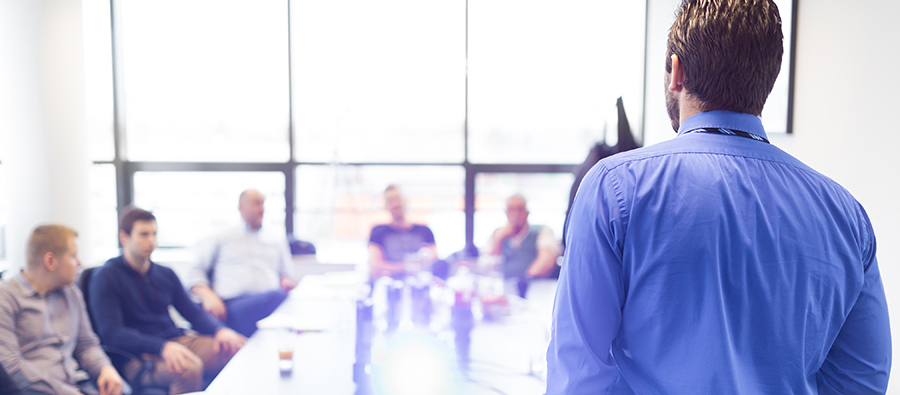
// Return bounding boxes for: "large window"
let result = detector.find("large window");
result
[295,165,465,263]
[133,171,286,249]
[468,1,646,164]
[119,0,290,162]
[291,0,466,163]
[83,0,796,266]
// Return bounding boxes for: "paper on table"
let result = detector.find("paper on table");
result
[256,313,336,332]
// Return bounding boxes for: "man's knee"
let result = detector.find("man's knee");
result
[177,357,204,383]
[184,357,204,376]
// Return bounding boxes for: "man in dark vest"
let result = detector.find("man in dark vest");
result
[485,194,560,297]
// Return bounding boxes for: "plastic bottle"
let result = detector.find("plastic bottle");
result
[448,262,475,370]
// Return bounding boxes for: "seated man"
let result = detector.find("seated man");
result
[0,225,123,395]
[89,208,246,395]
[186,189,296,337]
[368,185,438,278]
[484,194,560,295]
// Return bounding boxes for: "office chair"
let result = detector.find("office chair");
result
[0,363,22,395]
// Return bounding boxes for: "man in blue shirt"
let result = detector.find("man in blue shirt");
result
[89,208,246,395]
[547,1,891,394]
[368,185,438,278]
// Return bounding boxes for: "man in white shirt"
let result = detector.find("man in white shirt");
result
[187,189,297,337]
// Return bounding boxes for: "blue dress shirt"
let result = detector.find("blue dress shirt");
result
[547,111,891,394]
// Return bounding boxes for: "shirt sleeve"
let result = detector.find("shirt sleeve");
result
[546,163,628,394]
[185,235,219,290]
[816,212,891,394]
[536,226,560,253]
[0,290,82,395]
[88,268,168,356]
[278,237,295,280]
[368,226,384,247]
[69,286,112,379]
[420,226,436,245]
[169,270,224,336]
[482,228,501,256]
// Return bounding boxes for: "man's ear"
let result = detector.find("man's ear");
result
[118,230,129,248]
[668,54,685,92]
[42,251,56,271]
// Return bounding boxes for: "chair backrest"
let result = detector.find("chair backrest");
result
[289,237,316,256]
[0,362,23,395]
[78,267,99,332]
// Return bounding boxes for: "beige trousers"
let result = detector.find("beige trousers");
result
[124,334,235,395]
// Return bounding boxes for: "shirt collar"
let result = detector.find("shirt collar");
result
[14,272,39,297]
[116,255,154,276]
[677,110,768,141]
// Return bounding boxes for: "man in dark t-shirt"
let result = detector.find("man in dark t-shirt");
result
[367,185,437,278]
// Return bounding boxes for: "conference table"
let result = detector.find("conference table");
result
[204,270,555,395]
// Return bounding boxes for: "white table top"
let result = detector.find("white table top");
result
[205,273,557,395]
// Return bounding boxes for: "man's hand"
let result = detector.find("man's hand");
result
[280,275,297,292]
[96,365,123,395]
[193,285,227,321]
[495,223,516,241]
[160,341,202,375]
[489,224,517,255]
[213,328,247,356]
[201,294,227,321]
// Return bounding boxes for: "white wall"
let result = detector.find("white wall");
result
[643,0,900,390]
[0,0,93,270]
[789,2,900,392]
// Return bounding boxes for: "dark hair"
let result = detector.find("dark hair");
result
[119,206,156,236]
[666,0,783,115]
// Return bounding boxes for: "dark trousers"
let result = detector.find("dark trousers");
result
[224,289,288,337]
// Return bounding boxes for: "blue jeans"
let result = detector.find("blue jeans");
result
[223,290,288,337]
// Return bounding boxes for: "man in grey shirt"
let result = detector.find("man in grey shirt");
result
[0,225,123,395]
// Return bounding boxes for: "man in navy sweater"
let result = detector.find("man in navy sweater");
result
[88,208,246,395]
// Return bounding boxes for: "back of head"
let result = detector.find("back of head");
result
[27,224,77,270]
[666,0,784,115]
[119,206,156,236]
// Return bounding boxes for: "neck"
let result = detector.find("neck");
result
[391,217,409,229]
[21,269,55,296]
[511,223,527,235]
[679,95,704,127]
[123,252,151,275]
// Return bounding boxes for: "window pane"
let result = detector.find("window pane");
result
[133,172,286,249]
[295,165,465,264]
[83,0,115,161]
[468,1,646,163]
[88,164,119,264]
[121,0,289,162]
[291,0,466,163]
[474,173,574,249]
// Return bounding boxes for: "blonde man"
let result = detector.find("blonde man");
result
[0,225,123,395]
